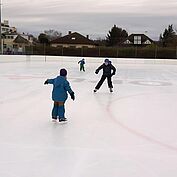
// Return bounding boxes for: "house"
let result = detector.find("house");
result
[1,20,34,54]
[1,20,17,33]
[123,34,153,46]
[51,31,96,48]
[3,32,33,54]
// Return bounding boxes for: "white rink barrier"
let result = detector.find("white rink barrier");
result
[0,55,177,65]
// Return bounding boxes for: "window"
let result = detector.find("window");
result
[3,44,7,48]
[71,37,76,40]
[144,40,151,44]
[13,45,18,48]
[124,40,131,44]
[134,36,141,44]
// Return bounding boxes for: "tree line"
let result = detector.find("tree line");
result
[37,24,177,48]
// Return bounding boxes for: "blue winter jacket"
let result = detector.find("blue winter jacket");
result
[47,76,74,102]
[78,59,85,65]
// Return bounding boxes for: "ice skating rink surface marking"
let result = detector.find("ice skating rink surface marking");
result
[1,56,177,177]
[105,93,177,152]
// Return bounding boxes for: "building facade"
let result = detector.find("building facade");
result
[123,34,153,46]
[1,20,17,34]
[51,31,96,48]
[3,32,32,54]
[1,20,34,54]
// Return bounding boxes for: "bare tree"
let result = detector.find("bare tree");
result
[44,29,62,41]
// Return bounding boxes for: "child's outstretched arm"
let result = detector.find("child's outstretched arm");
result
[44,79,54,85]
[95,64,103,74]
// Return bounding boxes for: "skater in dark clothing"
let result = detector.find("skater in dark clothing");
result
[78,58,85,71]
[94,59,116,93]
[44,68,75,122]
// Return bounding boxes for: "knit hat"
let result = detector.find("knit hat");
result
[104,59,109,63]
[60,68,67,76]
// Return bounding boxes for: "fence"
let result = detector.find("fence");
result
[24,45,177,59]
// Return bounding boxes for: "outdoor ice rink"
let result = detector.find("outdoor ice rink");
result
[1,55,177,177]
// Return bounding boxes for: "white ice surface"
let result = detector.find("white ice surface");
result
[1,56,177,177]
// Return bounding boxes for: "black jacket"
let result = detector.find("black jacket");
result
[95,63,116,76]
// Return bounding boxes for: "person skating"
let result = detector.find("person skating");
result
[44,68,75,122]
[78,58,85,72]
[94,59,116,93]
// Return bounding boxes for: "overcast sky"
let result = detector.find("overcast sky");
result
[2,0,177,40]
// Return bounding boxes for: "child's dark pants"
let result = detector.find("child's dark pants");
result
[95,75,113,90]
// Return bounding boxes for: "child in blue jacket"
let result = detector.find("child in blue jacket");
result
[44,68,75,122]
[78,58,85,71]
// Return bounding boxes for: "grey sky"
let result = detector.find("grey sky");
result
[2,0,177,40]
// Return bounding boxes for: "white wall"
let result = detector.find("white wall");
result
[0,55,177,65]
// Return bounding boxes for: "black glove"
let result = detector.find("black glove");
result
[70,92,75,100]
[111,73,115,77]
[95,70,99,74]
[44,80,48,85]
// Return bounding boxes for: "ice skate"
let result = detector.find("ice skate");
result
[59,118,67,122]
[110,88,113,92]
[94,89,98,93]
[52,118,57,122]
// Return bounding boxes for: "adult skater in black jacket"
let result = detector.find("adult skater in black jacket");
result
[94,59,116,92]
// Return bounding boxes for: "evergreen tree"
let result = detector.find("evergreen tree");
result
[106,25,128,46]
[159,24,176,47]
[38,33,49,45]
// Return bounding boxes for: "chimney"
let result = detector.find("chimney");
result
[68,31,72,35]
[86,35,89,39]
